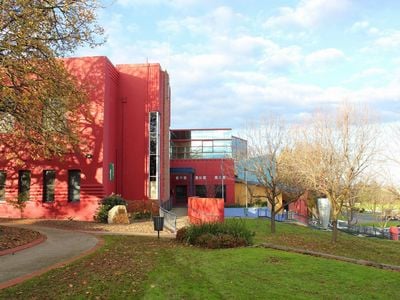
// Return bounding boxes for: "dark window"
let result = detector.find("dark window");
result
[43,170,56,203]
[0,171,6,202]
[18,170,31,202]
[195,185,207,197]
[215,185,226,202]
[175,185,187,204]
[68,170,80,202]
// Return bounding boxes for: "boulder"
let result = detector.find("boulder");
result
[108,205,130,224]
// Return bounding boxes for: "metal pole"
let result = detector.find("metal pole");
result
[245,169,248,208]
[221,158,224,200]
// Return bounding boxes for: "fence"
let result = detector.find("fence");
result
[159,207,177,233]
[224,207,290,221]
[338,223,392,239]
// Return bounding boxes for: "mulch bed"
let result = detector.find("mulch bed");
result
[0,218,174,236]
[0,226,42,251]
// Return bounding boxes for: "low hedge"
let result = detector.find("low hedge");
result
[176,219,254,249]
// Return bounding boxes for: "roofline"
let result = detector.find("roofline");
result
[171,128,232,131]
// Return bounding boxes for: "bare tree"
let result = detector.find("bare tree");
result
[238,116,304,233]
[291,103,379,243]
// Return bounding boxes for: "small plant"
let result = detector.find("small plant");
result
[176,227,188,243]
[176,219,254,248]
[132,210,152,220]
[95,194,127,223]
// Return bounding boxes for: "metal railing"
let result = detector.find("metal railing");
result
[159,206,177,233]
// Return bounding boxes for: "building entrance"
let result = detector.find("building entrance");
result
[175,185,187,205]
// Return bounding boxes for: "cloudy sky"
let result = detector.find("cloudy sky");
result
[78,0,400,130]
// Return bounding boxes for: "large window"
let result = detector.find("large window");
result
[68,170,80,202]
[195,185,207,197]
[215,185,226,202]
[0,112,15,133]
[18,170,31,202]
[43,170,56,203]
[0,171,6,202]
[43,99,66,132]
[149,112,160,199]
[170,129,233,159]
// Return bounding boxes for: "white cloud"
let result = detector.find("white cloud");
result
[374,31,400,49]
[305,48,346,68]
[158,6,245,36]
[264,0,351,29]
[116,0,202,7]
[346,68,388,84]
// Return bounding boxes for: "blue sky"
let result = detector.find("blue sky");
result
[77,0,400,130]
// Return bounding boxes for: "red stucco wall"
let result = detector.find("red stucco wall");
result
[0,56,170,221]
[188,197,224,224]
[170,158,235,206]
[116,64,170,202]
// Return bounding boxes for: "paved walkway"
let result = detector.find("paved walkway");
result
[0,224,100,288]
[172,207,189,229]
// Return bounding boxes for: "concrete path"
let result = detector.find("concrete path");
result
[172,207,189,229]
[0,224,100,288]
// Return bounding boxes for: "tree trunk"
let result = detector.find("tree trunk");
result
[271,206,276,233]
[331,219,338,243]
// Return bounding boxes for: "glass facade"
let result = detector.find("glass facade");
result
[149,112,160,199]
[170,129,241,159]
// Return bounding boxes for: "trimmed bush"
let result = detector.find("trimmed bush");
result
[132,210,152,220]
[95,194,127,223]
[176,219,254,248]
[176,227,188,243]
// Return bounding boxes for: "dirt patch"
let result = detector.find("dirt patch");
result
[0,218,169,236]
[0,226,42,251]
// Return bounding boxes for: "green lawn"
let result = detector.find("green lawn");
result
[142,246,399,300]
[242,218,400,265]
[1,220,400,299]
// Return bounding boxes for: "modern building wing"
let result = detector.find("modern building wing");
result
[0,56,170,220]
[170,128,247,206]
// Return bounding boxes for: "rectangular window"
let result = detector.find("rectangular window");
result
[68,170,80,202]
[195,185,207,198]
[215,185,226,202]
[0,171,6,202]
[149,111,160,199]
[18,170,31,202]
[43,98,66,132]
[43,170,56,203]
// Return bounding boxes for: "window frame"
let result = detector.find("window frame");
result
[18,170,31,202]
[68,170,81,202]
[0,170,6,202]
[43,170,56,203]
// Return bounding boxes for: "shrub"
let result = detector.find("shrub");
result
[195,233,248,249]
[176,219,254,248]
[132,210,152,220]
[95,194,127,223]
[176,227,188,243]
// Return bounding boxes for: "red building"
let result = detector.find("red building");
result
[0,56,170,220]
[169,129,247,206]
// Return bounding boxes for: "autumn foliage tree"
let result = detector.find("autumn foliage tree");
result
[0,0,104,159]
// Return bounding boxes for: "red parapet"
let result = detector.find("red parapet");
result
[188,197,224,225]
